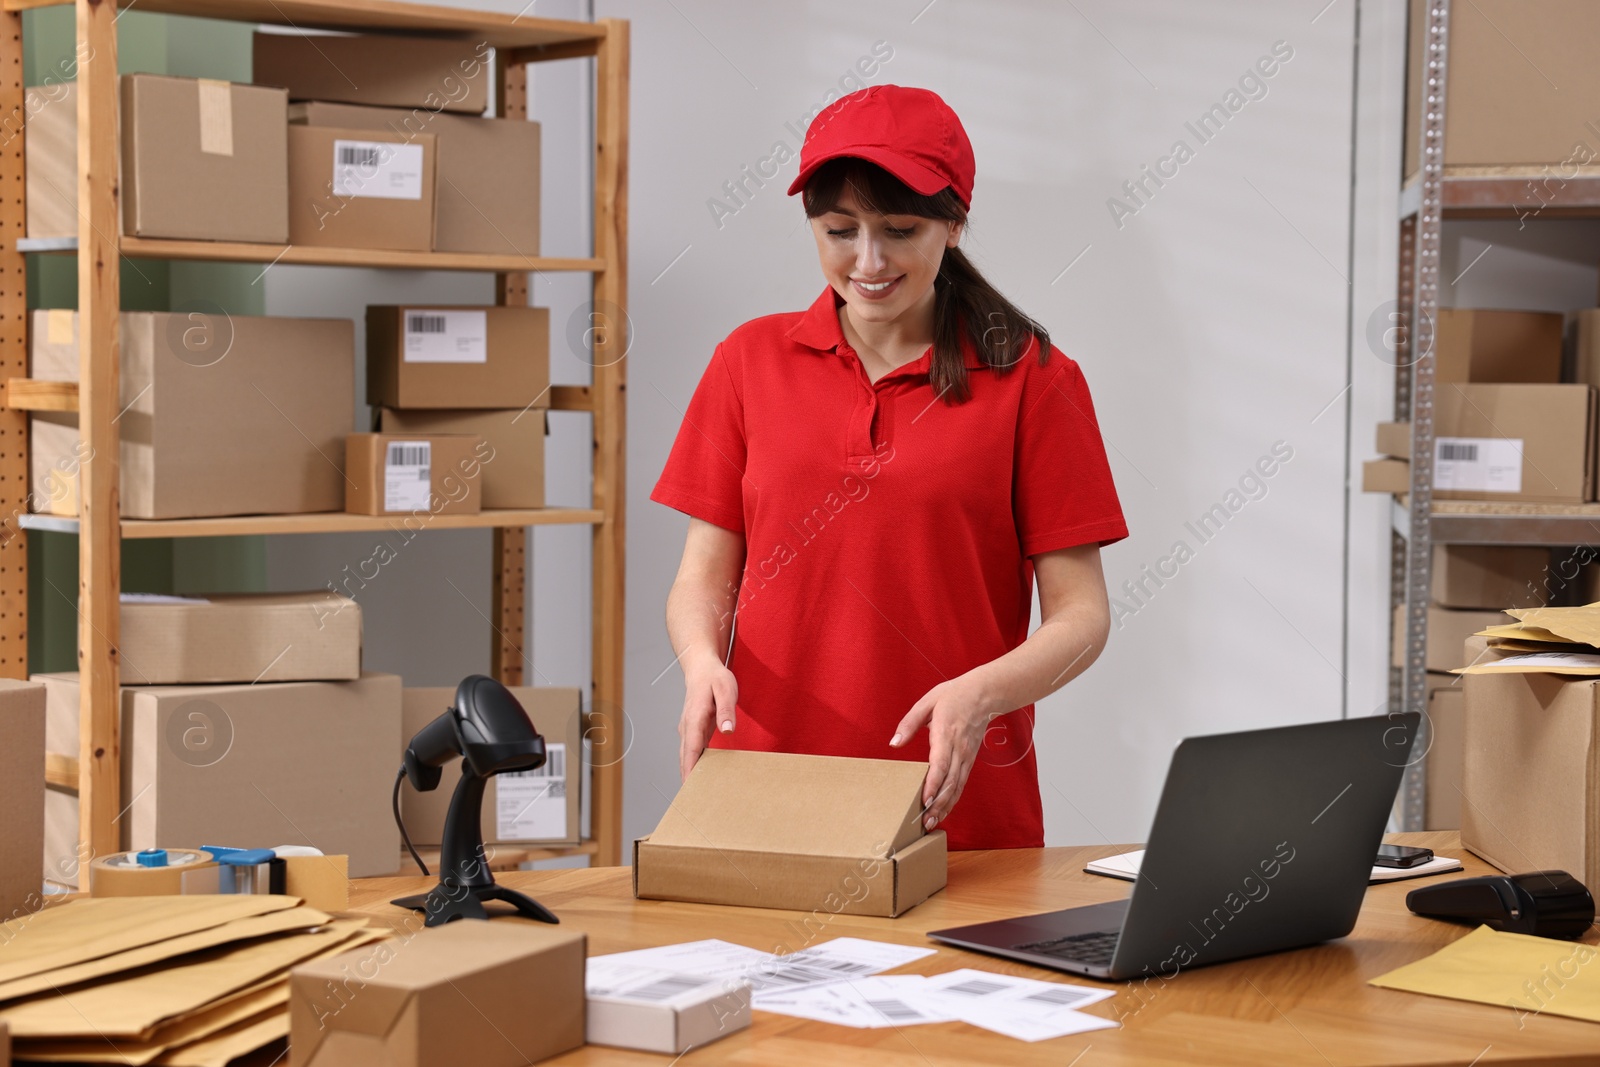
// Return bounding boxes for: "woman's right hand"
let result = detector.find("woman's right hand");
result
[679,648,738,780]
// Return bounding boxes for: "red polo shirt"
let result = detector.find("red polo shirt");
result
[650,285,1128,849]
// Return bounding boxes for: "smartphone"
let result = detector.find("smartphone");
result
[1375,844,1434,869]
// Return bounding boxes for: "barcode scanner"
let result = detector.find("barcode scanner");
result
[392,674,559,926]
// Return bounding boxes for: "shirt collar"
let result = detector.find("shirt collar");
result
[784,284,987,371]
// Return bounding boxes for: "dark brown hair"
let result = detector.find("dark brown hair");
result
[801,156,1051,405]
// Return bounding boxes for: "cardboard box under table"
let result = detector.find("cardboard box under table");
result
[34,672,401,883]
[344,434,484,516]
[254,31,490,114]
[117,591,360,686]
[634,749,947,917]
[287,125,437,251]
[0,680,45,921]
[29,310,354,519]
[399,686,582,846]
[379,408,546,510]
[291,101,539,256]
[367,305,550,410]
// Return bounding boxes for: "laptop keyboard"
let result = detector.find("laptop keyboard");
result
[1013,929,1121,965]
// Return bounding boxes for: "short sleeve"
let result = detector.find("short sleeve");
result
[1014,359,1128,555]
[649,343,747,534]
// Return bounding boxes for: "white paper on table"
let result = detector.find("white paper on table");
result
[919,968,1119,1042]
[749,937,937,1000]
[756,975,956,1029]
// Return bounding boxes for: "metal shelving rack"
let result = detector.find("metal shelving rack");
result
[0,0,630,867]
[1391,0,1600,828]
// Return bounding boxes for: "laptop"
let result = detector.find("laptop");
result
[927,713,1420,981]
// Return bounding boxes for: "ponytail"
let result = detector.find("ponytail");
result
[801,157,1051,405]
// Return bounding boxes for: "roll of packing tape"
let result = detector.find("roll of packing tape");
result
[88,849,218,897]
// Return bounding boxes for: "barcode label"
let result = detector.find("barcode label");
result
[945,978,1008,996]
[406,314,447,335]
[623,974,716,1002]
[1021,986,1097,1007]
[332,139,424,200]
[1433,436,1523,494]
[496,742,568,839]
[402,309,488,364]
[865,998,923,1022]
[383,440,431,512]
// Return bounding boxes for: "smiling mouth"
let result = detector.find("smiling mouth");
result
[852,276,902,296]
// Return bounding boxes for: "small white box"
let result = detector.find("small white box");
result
[586,967,752,1054]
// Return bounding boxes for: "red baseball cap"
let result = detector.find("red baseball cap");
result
[786,84,975,211]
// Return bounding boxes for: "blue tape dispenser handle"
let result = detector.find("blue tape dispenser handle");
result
[201,846,277,865]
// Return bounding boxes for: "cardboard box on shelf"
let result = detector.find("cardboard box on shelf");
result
[1432,545,1550,609]
[1404,0,1600,178]
[379,408,545,510]
[1362,457,1410,494]
[1433,309,1563,384]
[344,434,486,517]
[367,305,550,410]
[28,310,354,520]
[400,686,582,847]
[1390,604,1511,673]
[1577,308,1600,390]
[35,672,402,882]
[290,101,540,256]
[1375,422,1411,460]
[1432,383,1595,503]
[1460,635,1600,890]
[24,81,76,239]
[287,125,436,251]
[290,921,584,1067]
[254,32,490,115]
[1425,675,1465,832]
[0,680,45,921]
[634,749,947,917]
[122,74,289,243]
[119,592,361,686]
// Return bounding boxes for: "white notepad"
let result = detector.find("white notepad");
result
[1084,848,1463,884]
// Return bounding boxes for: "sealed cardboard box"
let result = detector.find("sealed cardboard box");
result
[1425,677,1465,832]
[344,434,485,517]
[379,408,545,510]
[287,125,436,251]
[1391,604,1510,672]
[367,306,550,410]
[30,310,354,519]
[634,749,947,916]
[1404,0,1600,178]
[1460,635,1600,891]
[119,592,361,685]
[254,32,489,115]
[23,81,75,239]
[290,921,584,1067]
[0,680,45,921]
[1375,422,1410,459]
[1432,383,1594,503]
[122,74,289,243]
[1433,309,1562,384]
[1361,457,1409,495]
[1432,545,1549,610]
[291,101,539,256]
[400,686,582,847]
[587,972,751,1054]
[35,672,401,880]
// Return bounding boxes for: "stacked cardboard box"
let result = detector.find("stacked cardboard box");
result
[0,681,45,921]
[361,304,552,513]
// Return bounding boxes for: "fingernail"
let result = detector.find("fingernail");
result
[924,815,937,829]
[889,733,903,747]
[719,721,733,733]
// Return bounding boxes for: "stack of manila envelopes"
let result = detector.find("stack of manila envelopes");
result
[1455,603,1600,676]
[0,895,386,1065]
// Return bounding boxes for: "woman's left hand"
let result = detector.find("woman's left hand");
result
[889,676,1000,830]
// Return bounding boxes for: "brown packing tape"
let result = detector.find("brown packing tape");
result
[89,851,219,897]
[196,80,233,157]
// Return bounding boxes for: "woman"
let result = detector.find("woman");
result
[650,84,1127,850]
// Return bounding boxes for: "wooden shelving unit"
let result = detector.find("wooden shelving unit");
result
[0,1,630,867]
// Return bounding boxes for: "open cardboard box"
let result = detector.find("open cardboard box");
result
[634,749,946,917]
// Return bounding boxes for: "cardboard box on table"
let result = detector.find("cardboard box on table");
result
[1431,545,1551,609]
[0,680,45,921]
[287,125,437,251]
[34,672,401,883]
[399,686,583,846]
[28,310,354,519]
[379,408,546,510]
[290,101,540,256]
[1391,604,1510,672]
[118,592,360,685]
[254,32,490,114]
[344,434,485,516]
[289,921,585,1067]
[1431,384,1594,503]
[634,749,947,917]
[367,305,550,410]
[1460,635,1600,891]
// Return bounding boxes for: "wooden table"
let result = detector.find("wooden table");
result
[345,832,1600,1066]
